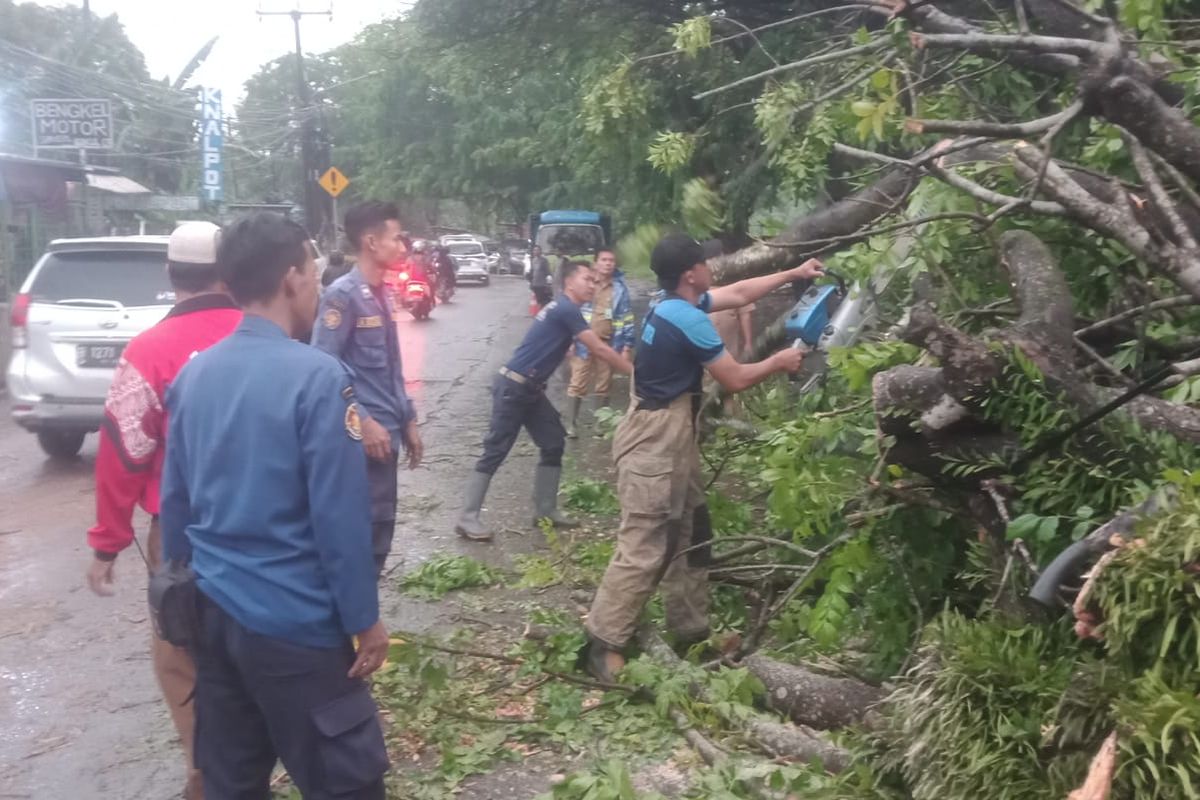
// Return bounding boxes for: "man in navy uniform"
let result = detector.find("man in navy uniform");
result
[455,260,633,542]
[312,201,423,574]
[161,213,390,798]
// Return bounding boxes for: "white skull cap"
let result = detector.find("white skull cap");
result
[168,221,221,265]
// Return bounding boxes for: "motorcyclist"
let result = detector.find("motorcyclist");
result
[432,244,457,293]
[409,240,433,284]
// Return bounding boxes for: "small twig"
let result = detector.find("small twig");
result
[1027,100,1086,204]
[845,503,907,525]
[672,535,819,564]
[1014,539,1040,577]
[1147,150,1200,212]
[742,530,858,657]
[868,479,960,515]
[705,446,739,490]
[632,4,884,65]
[1014,0,1030,33]
[914,31,1100,57]
[715,16,780,66]
[439,708,544,725]
[1075,295,1196,336]
[906,100,1081,138]
[708,542,770,565]
[929,160,1068,216]
[1126,133,1200,250]
[812,398,874,418]
[981,479,1012,526]
[759,211,990,250]
[694,39,891,100]
[396,635,635,695]
[710,562,825,575]
[990,552,1017,610]
[1074,335,1136,386]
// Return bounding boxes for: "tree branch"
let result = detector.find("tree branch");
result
[906,100,1083,138]
[633,4,882,65]
[1075,295,1196,337]
[1093,75,1200,186]
[693,38,891,100]
[928,160,1068,216]
[913,31,1101,57]
[1126,134,1199,251]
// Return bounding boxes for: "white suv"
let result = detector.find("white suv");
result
[6,237,175,458]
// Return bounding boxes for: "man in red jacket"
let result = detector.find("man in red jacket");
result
[85,221,240,800]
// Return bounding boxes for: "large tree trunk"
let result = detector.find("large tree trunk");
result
[742,653,885,730]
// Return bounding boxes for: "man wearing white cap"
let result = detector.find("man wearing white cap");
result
[85,221,240,800]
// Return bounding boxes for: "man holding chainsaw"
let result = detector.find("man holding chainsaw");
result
[584,233,824,681]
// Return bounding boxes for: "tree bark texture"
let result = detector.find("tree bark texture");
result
[635,628,854,771]
[741,653,885,731]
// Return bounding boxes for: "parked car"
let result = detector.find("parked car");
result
[6,236,175,458]
[480,240,503,274]
[500,238,530,275]
[441,238,491,285]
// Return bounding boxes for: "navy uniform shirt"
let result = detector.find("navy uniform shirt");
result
[161,315,378,649]
[506,295,588,382]
[634,292,724,404]
[312,267,415,433]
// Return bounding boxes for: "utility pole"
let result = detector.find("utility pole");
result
[257,4,332,239]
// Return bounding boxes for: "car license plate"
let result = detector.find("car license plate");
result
[76,343,124,368]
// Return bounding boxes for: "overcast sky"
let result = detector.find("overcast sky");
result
[46,0,411,102]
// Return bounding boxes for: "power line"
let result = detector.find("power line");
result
[256,4,335,243]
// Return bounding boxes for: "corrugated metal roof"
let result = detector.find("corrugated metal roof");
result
[85,173,152,194]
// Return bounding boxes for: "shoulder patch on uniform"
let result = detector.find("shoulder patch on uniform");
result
[323,308,343,329]
[324,288,347,310]
[345,402,363,441]
[356,315,383,329]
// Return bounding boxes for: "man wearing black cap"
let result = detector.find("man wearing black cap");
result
[584,233,824,680]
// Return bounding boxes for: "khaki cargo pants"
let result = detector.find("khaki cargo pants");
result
[567,351,615,400]
[147,518,203,800]
[586,393,711,649]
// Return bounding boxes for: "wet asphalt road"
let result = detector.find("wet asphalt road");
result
[0,275,541,799]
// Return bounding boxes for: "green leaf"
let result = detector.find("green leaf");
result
[851,100,878,118]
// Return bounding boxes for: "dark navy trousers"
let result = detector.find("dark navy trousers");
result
[475,373,566,475]
[366,431,401,575]
[193,594,388,799]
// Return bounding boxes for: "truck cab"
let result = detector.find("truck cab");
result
[527,210,612,259]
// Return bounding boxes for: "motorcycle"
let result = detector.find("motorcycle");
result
[395,269,434,321]
[436,275,454,304]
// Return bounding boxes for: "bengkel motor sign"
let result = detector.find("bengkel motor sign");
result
[199,88,222,202]
[30,98,113,149]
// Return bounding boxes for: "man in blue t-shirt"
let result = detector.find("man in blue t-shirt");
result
[456,260,633,541]
[585,233,824,681]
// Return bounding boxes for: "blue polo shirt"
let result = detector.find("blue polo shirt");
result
[161,315,379,649]
[634,293,724,404]
[506,296,588,381]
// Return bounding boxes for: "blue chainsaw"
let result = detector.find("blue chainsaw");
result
[784,271,849,353]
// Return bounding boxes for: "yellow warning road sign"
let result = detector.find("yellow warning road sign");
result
[318,167,350,197]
